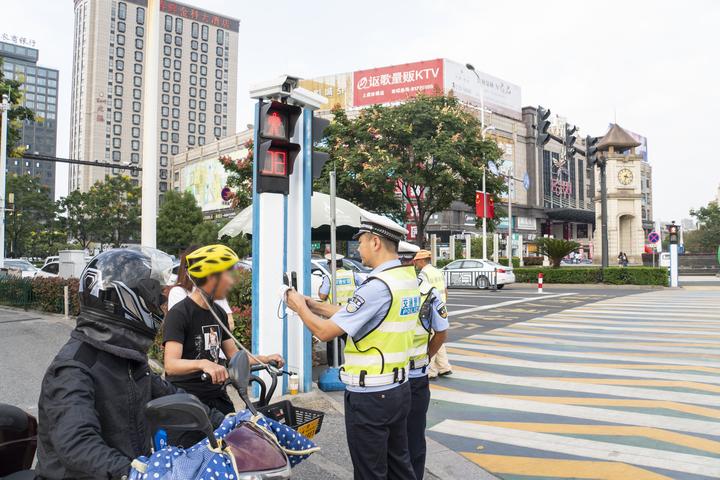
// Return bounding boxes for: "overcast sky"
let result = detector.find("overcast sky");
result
[2,0,718,221]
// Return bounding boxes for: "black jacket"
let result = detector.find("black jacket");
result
[36,311,221,479]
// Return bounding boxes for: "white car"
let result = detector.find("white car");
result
[36,261,60,278]
[3,259,40,279]
[310,257,369,299]
[442,259,515,290]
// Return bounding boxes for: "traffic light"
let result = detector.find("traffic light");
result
[256,100,302,195]
[565,124,577,159]
[586,135,599,164]
[536,106,551,146]
[311,115,330,179]
[667,222,679,244]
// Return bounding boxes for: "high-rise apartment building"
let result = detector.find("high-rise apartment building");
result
[69,0,239,201]
[0,40,59,198]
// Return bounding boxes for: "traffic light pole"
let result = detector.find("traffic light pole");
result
[599,159,609,268]
[0,94,9,268]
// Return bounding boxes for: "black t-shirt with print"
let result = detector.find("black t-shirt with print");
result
[163,296,230,401]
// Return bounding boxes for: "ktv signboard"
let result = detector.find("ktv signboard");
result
[443,59,522,120]
[352,59,444,107]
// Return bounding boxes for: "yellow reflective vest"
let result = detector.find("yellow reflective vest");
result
[329,268,357,306]
[342,265,419,384]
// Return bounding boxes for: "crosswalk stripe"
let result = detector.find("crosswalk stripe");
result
[430,419,720,476]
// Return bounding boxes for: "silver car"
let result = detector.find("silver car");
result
[442,259,515,290]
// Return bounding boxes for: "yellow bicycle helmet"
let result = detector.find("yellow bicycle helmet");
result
[186,244,240,279]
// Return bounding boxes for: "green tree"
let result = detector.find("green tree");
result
[536,237,580,268]
[687,201,720,253]
[318,95,505,247]
[5,174,58,257]
[0,59,35,157]
[157,190,203,254]
[58,190,95,250]
[88,175,141,248]
[190,219,251,258]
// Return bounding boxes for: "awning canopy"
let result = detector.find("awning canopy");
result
[546,208,596,224]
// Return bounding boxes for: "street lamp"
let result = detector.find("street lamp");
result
[465,63,486,132]
[0,93,10,268]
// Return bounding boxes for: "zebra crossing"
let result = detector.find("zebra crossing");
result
[426,288,720,479]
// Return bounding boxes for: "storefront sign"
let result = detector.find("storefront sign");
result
[352,59,444,107]
[0,33,36,47]
[160,0,240,31]
[551,177,573,198]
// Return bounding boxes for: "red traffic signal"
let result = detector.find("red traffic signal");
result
[255,100,302,195]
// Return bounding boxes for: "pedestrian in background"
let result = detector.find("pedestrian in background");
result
[413,250,452,378]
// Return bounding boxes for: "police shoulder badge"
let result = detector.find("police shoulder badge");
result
[346,295,366,314]
[436,301,448,319]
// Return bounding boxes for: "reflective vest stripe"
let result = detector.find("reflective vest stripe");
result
[411,263,446,367]
[342,265,419,380]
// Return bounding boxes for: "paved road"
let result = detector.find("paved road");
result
[427,286,720,480]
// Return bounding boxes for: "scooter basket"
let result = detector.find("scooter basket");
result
[259,400,324,439]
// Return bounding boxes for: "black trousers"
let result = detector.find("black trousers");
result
[407,376,430,480]
[172,391,234,448]
[344,381,416,480]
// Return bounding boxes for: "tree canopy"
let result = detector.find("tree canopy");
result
[5,174,58,257]
[686,201,720,253]
[157,189,204,255]
[316,94,505,246]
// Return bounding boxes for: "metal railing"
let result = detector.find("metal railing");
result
[0,276,36,310]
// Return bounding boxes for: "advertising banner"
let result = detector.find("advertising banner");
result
[352,59,444,107]
[183,147,248,212]
[299,73,354,111]
[443,59,522,120]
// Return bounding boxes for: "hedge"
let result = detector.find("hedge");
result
[0,276,80,315]
[513,267,668,286]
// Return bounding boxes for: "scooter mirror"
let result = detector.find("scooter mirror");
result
[228,351,257,414]
[145,393,218,448]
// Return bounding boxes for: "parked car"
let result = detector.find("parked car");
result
[310,257,369,299]
[2,259,40,279]
[442,259,515,289]
[42,256,59,267]
[35,261,59,278]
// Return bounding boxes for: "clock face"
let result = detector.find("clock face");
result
[618,168,634,186]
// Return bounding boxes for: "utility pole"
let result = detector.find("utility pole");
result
[587,136,607,268]
[0,94,9,267]
[140,0,160,247]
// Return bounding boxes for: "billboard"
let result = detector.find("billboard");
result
[299,73,354,111]
[183,147,248,212]
[352,59,444,107]
[443,59,522,120]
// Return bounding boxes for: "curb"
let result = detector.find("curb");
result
[312,386,500,480]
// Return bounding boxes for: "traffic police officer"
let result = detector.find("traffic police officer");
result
[286,213,418,480]
[318,253,363,304]
[413,250,453,378]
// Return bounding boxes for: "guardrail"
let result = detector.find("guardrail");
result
[443,268,498,289]
[0,276,36,310]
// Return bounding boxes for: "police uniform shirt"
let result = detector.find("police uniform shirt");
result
[318,270,364,297]
[331,259,409,393]
[408,286,449,379]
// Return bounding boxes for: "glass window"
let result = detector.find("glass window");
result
[131,140,140,151]
[133,101,141,112]
[162,82,170,92]
[199,100,206,111]
[161,106,169,117]
[171,120,179,131]
[133,75,142,87]
[198,137,205,146]
[190,64,197,74]
[172,84,180,94]
[214,104,221,114]
[114,111,122,122]
[173,59,181,70]
[136,6,145,25]
[200,77,207,88]
[118,2,126,19]
[189,98,196,109]
[113,138,121,148]
[118,21,126,33]
[113,125,122,135]
[162,70,170,80]
[444,261,463,270]
[191,22,199,38]
[215,80,222,90]
[160,182,168,192]
[172,108,179,118]
[134,63,142,74]
[135,38,143,49]
[171,145,179,155]
[214,127,221,138]
[173,71,181,82]
[132,114,141,125]
[116,59,124,71]
[215,57,223,68]
[174,48,181,58]
[117,34,125,46]
[200,65,207,76]
[174,36,182,47]
[160,131,168,141]
[164,33,172,44]
[201,25,208,41]
[171,132,179,143]
[214,92,222,102]
[135,26,144,37]
[216,29,224,45]
[201,54,207,64]
[160,156,168,167]
[163,57,171,68]
[160,143,168,154]
[199,113,206,123]
[201,42,208,53]
[112,151,121,161]
[188,135,195,145]
[115,72,123,83]
[215,68,222,79]
[188,123,196,133]
[189,111,196,121]
[190,51,198,62]
[114,98,122,109]
[172,96,180,106]
[131,153,140,164]
[214,115,221,125]
[216,46,223,56]
[161,94,169,105]
[175,17,183,34]
[198,124,205,135]
[134,51,143,62]
[161,119,169,129]
[164,15,172,32]
[189,86,197,97]
[133,88,141,100]
[191,39,198,50]
[163,45,171,56]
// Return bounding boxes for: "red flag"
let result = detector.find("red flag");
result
[475,191,495,219]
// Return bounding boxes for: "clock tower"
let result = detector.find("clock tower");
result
[593,123,644,265]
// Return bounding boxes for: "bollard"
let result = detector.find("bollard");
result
[538,273,544,294]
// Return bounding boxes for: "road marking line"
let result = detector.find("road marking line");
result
[430,419,720,476]
[448,293,575,317]
[492,328,720,345]
[461,453,673,480]
[446,368,720,407]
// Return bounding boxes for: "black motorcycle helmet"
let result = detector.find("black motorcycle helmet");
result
[79,246,174,339]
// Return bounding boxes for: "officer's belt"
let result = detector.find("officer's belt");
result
[409,357,429,370]
[340,366,408,387]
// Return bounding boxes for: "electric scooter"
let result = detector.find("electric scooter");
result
[0,403,37,480]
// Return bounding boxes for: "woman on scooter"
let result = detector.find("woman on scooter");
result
[163,244,283,444]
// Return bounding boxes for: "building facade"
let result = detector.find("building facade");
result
[69,0,239,203]
[170,129,252,219]
[0,40,58,198]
